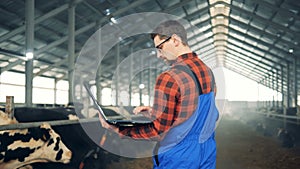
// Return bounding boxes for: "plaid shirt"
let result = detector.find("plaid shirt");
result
[119,52,216,140]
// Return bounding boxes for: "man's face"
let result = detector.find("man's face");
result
[154,35,177,63]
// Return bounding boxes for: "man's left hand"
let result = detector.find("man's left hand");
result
[98,112,119,133]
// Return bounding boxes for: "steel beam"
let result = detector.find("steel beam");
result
[227,2,300,38]
[224,61,260,82]
[0,4,66,43]
[68,1,75,104]
[25,0,34,107]
[294,57,298,106]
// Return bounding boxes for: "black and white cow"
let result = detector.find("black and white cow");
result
[0,111,72,169]
[10,107,121,169]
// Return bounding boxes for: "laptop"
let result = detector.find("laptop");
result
[83,82,152,127]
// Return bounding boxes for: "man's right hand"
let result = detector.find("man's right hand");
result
[133,106,152,119]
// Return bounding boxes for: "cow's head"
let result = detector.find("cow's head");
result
[37,123,72,163]
[0,123,72,169]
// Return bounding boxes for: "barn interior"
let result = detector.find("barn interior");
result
[0,0,300,169]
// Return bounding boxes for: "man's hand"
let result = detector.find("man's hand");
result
[98,112,119,133]
[133,106,152,119]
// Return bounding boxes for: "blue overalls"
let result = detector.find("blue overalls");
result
[153,65,219,169]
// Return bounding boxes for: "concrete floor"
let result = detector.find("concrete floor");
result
[107,116,300,169]
[216,116,300,169]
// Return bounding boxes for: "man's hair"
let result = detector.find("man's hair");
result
[151,20,188,45]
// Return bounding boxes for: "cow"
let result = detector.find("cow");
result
[9,106,121,169]
[0,111,72,169]
[255,122,272,137]
[277,127,295,148]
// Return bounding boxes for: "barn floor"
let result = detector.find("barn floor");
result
[106,116,300,169]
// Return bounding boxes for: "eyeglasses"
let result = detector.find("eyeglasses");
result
[155,37,171,49]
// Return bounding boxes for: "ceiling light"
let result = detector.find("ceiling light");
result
[25,52,34,60]
[105,9,110,15]
[110,17,117,24]
[139,84,145,89]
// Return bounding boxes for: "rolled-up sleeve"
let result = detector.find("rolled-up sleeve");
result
[119,72,179,140]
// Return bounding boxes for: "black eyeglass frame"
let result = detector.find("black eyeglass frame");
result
[155,36,172,49]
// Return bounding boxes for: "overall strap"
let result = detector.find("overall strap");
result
[174,65,203,95]
[154,65,204,167]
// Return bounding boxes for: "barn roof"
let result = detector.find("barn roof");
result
[0,0,299,96]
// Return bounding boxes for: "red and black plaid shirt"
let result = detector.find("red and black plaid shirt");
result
[119,52,216,140]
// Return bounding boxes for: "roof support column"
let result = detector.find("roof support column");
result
[96,69,102,105]
[281,65,284,109]
[257,82,260,109]
[294,57,298,107]
[268,75,271,107]
[287,63,291,108]
[96,31,102,104]
[68,1,75,104]
[263,78,267,107]
[283,64,289,128]
[115,43,120,106]
[129,47,133,106]
[276,69,279,108]
[272,72,274,108]
[25,0,34,107]
[148,69,151,106]
[139,57,143,106]
[54,79,58,106]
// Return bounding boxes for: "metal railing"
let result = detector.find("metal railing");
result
[0,115,129,131]
[257,111,300,125]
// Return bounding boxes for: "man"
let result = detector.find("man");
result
[99,20,219,169]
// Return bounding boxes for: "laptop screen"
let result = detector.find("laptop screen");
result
[83,82,108,121]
